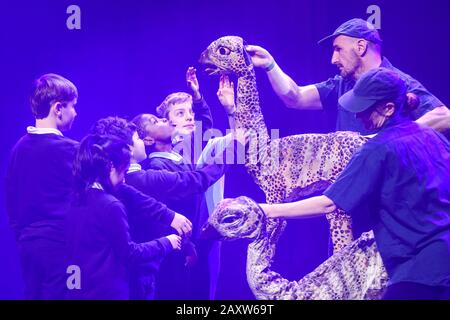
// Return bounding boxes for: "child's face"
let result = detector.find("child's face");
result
[58,98,78,132]
[144,114,174,142]
[131,131,147,163]
[167,102,196,136]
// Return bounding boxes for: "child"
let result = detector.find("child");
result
[134,70,237,299]
[6,73,79,299]
[91,116,225,207]
[65,134,181,300]
[132,112,212,299]
[90,116,226,299]
[155,68,236,164]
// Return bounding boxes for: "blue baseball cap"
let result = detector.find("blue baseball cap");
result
[338,68,407,113]
[318,18,382,45]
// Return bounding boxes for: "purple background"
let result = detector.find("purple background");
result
[0,0,449,299]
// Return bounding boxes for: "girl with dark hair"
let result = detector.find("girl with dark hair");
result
[73,134,131,197]
[66,134,182,300]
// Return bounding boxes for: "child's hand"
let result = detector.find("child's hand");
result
[166,234,182,250]
[217,75,235,115]
[186,66,202,101]
[170,213,192,237]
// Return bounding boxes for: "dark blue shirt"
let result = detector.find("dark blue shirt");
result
[315,57,444,135]
[324,120,450,287]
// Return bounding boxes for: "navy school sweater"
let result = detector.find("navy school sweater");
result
[65,188,173,300]
[5,133,176,243]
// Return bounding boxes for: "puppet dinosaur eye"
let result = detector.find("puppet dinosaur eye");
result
[218,46,231,55]
[222,215,238,224]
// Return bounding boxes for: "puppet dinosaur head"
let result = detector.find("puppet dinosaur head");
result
[199,36,253,77]
[201,196,265,241]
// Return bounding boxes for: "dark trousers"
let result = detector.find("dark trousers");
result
[129,272,156,300]
[155,239,219,300]
[18,239,67,300]
[154,250,190,299]
[383,282,450,300]
[186,240,213,300]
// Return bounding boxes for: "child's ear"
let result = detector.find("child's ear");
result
[51,102,63,118]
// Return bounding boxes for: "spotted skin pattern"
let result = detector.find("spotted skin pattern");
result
[200,36,389,299]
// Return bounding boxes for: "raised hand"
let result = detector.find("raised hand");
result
[245,45,274,69]
[186,66,202,101]
[217,75,236,114]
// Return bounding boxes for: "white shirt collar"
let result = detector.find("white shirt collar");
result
[148,151,184,163]
[27,126,63,137]
[127,163,142,174]
[172,134,186,145]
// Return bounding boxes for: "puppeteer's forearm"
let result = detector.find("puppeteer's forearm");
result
[415,106,450,133]
[261,195,336,219]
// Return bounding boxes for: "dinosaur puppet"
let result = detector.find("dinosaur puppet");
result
[199,36,389,299]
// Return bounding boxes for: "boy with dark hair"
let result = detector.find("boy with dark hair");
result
[6,73,78,299]
[132,112,209,299]
[30,73,79,125]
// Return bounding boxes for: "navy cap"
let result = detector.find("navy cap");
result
[318,18,382,45]
[338,68,407,113]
